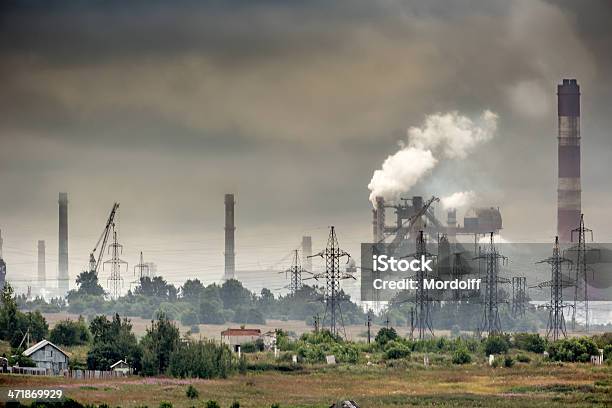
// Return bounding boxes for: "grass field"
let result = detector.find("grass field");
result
[1,362,610,407]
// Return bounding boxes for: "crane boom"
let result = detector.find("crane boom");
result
[89,203,119,275]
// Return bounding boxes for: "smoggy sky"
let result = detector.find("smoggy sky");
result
[1,0,611,296]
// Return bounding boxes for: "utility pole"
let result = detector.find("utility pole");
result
[474,233,509,336]
[313,314,320,333]
[535,236,573,340]
[104,227,127,299]
[409,307,415,340]
[366,310,372,344]
[310,226,354,338]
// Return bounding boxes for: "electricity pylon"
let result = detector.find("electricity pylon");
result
[535,236,573,340]
[103,227,127,299]
[310,226,354,337]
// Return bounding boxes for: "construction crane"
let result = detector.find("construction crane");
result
[88,203,120,275]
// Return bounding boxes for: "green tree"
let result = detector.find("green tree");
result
[87,314,142,371]
[375,327,398,348]
[49,316,91,346]
[141,312,180,375]
[219,279,251,310]
[181,279,205,303]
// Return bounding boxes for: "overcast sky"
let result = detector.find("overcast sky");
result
[1,0,611,296]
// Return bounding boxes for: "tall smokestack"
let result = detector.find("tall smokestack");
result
[373,196,385,242]
[224,194,235,280]
[557,79,581,242]
[38,240,46,287]
[0,230,5,289]
[58,192,69,295]
[301,236,312,272]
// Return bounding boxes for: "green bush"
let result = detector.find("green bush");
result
[375,327,398,348]
[384,341,411,360]
[452,348,472,365]
[603,344,612,362]
[516,353,531,363]
[484,335,510,355]
[547,337,599,362]
[230,402,240,408]
[513,333,546,353]
[159,402,172,408]
[168,339,234,379]
[185,384,199,399]
[205,401,220,408]
[503,356,515,368]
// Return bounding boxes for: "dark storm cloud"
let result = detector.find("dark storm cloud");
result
[0,0,611,288]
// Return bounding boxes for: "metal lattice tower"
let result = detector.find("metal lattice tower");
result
[283,249,305,295]
[103,227,127,299]
[511,277,527,318]
[568,214,596,332]
[474,233,508,336]
[310,226,353,337]
[412,230,435,339]
[134,251,151,280]
[535,236,573,341]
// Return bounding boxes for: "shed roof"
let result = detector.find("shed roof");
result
[221,328,261,336]
[23,340,68,358]
[110,360,128,369]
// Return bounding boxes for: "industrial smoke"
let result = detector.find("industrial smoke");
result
[441,191,476,210]
[368,110,498,205]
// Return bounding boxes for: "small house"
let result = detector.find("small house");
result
[110,359,131,374]
[221,328,261,352]
[22,340,69,375]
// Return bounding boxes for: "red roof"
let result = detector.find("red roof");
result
[221,328,261,336]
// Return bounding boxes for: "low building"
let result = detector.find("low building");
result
[221,328,261,352]
[262,330,277,351]
[22,340,69,375]
[110,360,131,374]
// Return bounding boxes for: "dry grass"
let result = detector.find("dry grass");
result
[0,362,609,407]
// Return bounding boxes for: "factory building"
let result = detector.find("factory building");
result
[557,79,581,242]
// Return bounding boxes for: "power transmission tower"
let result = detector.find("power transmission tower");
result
[535,236,573,340]
[310,226,354,338]
[133,251,150,280]
[413,231,435,339]
[282,250,307,295]
[568,214,597,332]
[511,277,527,318]
[474,233,509,336]
[103,227,128,299]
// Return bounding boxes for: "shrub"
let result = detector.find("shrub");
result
[168,339,234,379]
[603,344,612,362]
[547,337,599,362]
[516,353,531,363]
[452,348,472,365]
[159,402,172,408]
[375,327,398,348]
[484,335,510,355]
[185,385,199,399]
[271,404,280,408]
[513,333,546,353]
[385,341,411,360]
[205,401,220,408]
[230,402,240,408]
[504,356,515,368]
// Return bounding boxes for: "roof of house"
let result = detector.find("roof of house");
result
[110,360,128,369]
[23,340,68,358]
[221,328,261,337]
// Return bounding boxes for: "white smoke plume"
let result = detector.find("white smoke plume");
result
[368,110,498,205]
[441,191,476,210]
